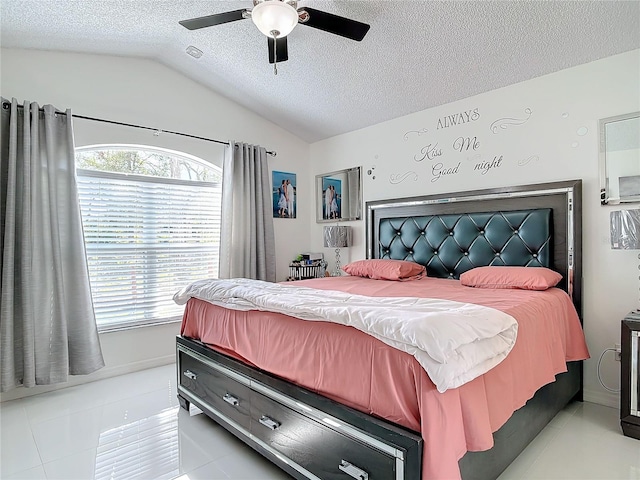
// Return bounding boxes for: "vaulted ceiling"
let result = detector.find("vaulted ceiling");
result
[2,1,639,142]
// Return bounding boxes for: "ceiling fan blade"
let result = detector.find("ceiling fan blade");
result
[179,9,246,30]
[300,7,370,41]
[268,36,289,64]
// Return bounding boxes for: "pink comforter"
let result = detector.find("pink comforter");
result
[180,276,589,479]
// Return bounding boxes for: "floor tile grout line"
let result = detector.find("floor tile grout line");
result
[22,399,47,476]
[23,374,176,427]
[0,400,45,478]
[39,446,98,478]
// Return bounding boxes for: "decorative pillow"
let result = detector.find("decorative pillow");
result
[342,259,426,281]
[459,266,562,290]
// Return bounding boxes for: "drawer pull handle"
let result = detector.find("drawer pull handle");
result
[183,370,197,380]
[259,415,280,430]
[223,393,239,406]
[339,460,369,480]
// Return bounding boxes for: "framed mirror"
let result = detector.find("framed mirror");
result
[600,111,640,205]
[316,166,362,223]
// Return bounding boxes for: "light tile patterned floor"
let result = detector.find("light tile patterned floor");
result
[1,364,638,479]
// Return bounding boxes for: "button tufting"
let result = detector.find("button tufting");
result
[396,231,401,236]
[464,252,469,256]
[409,250,414,254]
[533,253,538,258]
[420,231,425,235]
[449,232,454,236]
[514,229,519,234]
[433,250,438,255]
[495,252,500,257]
[480,230,485,234]
[449,272,454,276]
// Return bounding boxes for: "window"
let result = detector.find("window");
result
[76,145,222,332]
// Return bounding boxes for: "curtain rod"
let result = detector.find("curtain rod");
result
[1,101,277,157]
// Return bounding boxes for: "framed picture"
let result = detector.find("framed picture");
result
[272,171,296,219]
[322,176,342,220]
[315,167,362,223]
[599,111,640,204]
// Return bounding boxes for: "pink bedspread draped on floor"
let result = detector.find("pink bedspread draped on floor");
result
[180,276,589,480]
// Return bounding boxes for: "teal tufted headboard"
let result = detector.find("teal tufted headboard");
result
[378,209,552,279]
[366,180,582,319]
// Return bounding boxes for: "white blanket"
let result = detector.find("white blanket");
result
[174,278,518,392]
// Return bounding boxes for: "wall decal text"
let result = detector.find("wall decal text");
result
[414,143,442,162]
[453,136,480,153]
[474,155,503,175]
[437,108,480,130]
[431,162,461,182]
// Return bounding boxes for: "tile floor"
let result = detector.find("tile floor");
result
[0,364,638,480]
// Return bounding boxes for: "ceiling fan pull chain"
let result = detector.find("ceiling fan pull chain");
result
[271,30,279,75]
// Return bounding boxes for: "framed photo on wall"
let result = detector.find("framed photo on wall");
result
[315,167,362,223]
[272,171,296,219]
[322,176,342,220]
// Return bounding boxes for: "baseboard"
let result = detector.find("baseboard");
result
[0,355,175,403]
[583,388,620,410]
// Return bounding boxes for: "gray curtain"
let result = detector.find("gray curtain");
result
[219,142,276,282]
[0,98,104,392]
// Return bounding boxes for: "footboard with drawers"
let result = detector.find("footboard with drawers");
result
[177,336,423,480]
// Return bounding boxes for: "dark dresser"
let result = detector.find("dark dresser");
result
[621,314,640,440]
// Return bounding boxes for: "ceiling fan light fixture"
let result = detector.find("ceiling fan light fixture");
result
[251,0,298,38]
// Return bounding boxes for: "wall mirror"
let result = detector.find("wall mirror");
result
[600,111,640,205]
[316,166,362,223]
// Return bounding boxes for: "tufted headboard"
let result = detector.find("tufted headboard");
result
[378,209,552,279]
[366,180,582,318]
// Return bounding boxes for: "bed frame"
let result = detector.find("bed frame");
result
[177,179,583,480]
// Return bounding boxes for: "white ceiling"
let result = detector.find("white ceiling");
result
[2,1,639,143]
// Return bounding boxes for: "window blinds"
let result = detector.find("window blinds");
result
[77,169,221,331]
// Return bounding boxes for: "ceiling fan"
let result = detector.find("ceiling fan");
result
[179,0,370,74]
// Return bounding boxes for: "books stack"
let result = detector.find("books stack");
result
[301,252,324,262]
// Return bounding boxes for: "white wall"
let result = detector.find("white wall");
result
[0,48,311,400]
[309,49,640,408]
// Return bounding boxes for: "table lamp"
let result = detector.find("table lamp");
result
[610,209,640,312]
[323,226,352,276]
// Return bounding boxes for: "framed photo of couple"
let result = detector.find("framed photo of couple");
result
[272,171,296,219]
[315,166,362,223]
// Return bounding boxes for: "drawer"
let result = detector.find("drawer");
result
[179,351,251,430]
[250,389,396,480]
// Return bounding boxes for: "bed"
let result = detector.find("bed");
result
[175,179,588,480]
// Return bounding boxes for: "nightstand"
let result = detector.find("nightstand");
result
[621,313,640,439]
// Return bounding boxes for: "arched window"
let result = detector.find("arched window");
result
[76,145,222,331]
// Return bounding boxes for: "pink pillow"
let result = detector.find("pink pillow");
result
[459,266,562,290]
[342,259,426,281]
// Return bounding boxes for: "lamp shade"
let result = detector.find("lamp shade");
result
[323,226,352,248]
[611,209,640,250]
[251,0,298,38]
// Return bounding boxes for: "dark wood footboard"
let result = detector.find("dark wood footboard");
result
[177,335,423,480]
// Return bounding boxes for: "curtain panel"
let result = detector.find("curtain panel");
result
[219,142,276,282]
[0,98,104,392]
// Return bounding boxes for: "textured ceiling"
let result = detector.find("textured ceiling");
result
[1,1,639,143]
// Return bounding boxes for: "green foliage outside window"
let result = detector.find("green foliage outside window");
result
[76,148,221,182]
